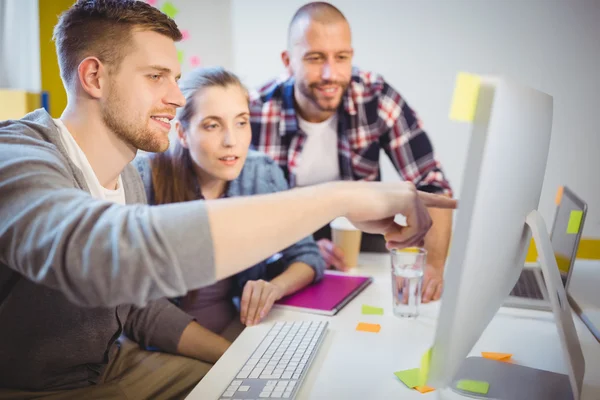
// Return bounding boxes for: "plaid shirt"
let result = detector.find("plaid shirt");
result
[249,67,453,196]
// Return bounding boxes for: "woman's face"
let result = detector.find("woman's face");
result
[179,84,251,184]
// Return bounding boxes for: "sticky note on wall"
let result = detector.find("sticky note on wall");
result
[161,1,179,19]
[449,72,481,122]
[567,211,583,234]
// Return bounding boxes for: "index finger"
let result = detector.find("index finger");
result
[418,192,457,209]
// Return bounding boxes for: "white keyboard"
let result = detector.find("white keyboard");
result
[219,320,328,399]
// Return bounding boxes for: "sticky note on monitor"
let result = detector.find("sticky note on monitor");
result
[481,352,512,362]
[456,379,490,394]
[362,305,384,315]
[418,347,432,386]
[394,368,420,388]
[356,322,380,333]
[449,72,481,122]
[567,210,583,234]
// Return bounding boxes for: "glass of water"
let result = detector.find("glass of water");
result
[391,247,426,318]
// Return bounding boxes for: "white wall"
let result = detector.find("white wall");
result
[230,0,600,237]
[166,0,233,74]
[0,0,40,91]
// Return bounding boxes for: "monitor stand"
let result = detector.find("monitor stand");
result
[437,210,585,400]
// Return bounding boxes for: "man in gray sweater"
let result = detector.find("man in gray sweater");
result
[0,1,456,398]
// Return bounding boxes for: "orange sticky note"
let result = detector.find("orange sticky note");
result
[415,385,435,394]
[481,352,512,362]
[356,322,380,333]
[555,186,564,205]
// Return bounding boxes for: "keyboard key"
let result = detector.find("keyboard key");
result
[271,392,283,398]
[238,386,250,392]
[223,390,235,397]
[236,371,249,379]
[293,374,301,379]
[249,370,261,379]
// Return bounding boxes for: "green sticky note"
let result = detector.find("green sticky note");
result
[160,1,178,19]
[362,305,384,315]
[456,379,490,394]
[419,347,432,386]
[567,210,583,234]
[394,368,420,388]
[177,50,184,65]
[449,72,481,122]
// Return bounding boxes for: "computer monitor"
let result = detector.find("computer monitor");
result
[426,75,570,395]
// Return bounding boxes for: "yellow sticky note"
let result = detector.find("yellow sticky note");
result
[415,385,436,394]
[394,368,420,388]
[356,322,381,333]
[456,379,490,394]
[449,72,481,122]
[418,348,432,386]
[481,352,512,362]
[555,186,564,205]
[362,305,384,315]
[567,210,583,234]
[177,50,184,65]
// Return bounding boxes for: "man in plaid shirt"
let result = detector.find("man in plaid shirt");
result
[250,2,453,302]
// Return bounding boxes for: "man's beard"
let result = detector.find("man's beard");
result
[102,89,171,153]
[299,80,348,112]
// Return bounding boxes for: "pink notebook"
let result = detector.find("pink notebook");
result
[274,271,372,316]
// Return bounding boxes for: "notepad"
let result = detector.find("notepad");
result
[274,271,372,316]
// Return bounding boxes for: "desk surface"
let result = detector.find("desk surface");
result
[187,254,600,400]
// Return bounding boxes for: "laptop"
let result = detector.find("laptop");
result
[504,186,587,311]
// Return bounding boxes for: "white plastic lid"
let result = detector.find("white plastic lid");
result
[330,216,359,231]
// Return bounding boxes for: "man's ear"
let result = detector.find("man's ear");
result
[176,121,189,148]
[77,57,106,99]
[281,50,293,75]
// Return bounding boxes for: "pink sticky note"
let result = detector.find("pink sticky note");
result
[146,0,157,5]
[190,56,202,67]
[181,30,190,41]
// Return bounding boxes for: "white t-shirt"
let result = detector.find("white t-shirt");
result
[295,114,341,187]
[53,119,126,204]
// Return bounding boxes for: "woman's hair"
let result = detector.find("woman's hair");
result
[149,67,248,205]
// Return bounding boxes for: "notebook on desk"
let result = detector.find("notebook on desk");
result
[273,271,372,316]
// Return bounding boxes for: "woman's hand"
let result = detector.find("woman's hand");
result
[240,279,285,326]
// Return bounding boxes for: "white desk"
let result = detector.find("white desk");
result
[187,254,600,400]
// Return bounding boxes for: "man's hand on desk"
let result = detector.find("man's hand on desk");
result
[240,280,285,327]
[421,265,444,303]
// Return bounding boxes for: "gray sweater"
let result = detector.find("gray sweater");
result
[0,110,216,390]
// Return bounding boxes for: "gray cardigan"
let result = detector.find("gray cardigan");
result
[0,110,216,390]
